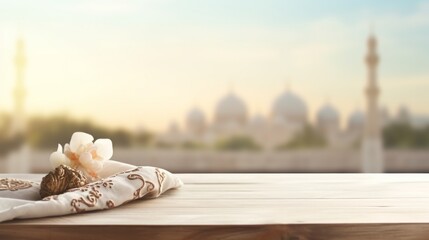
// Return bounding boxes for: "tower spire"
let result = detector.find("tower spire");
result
[11,37,27,135]
[362,32,383,173]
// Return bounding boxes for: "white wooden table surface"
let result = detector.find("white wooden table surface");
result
[1,173,429,240]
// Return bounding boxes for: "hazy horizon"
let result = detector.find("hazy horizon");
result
[1,0,429,131]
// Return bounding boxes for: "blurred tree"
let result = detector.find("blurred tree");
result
[383,122,429,149]
[0,135,24,157]
[109,129,132,147]
[0,114,25,156]
[25,115,153,149]
[215,135,261,151]
[134,131,153,147]
[277,125,326,150]
[155,141,176,149]
[181,141,205,150]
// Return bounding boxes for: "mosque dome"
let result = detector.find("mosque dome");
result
[186,107,206,134]
[271,90,308,123]
[272,115,287,127]
[348,110,365,130]
[317,103,340,132]
[214,92,248,125]
[317,103,339,123]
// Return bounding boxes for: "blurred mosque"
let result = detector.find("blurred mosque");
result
[2,34,415,154]
[1,33,426,174]
[159,33,412,153]
[161,89,410,150]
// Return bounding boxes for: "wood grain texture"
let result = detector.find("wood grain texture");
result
[2,174,429,239]
[1,224,429,240]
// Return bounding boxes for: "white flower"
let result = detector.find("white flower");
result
[49,132,113,179]
[49,144,70,168]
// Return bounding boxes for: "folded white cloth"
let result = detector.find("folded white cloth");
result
[0,160,183,223]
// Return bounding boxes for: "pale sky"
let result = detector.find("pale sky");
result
[0,0,429,131]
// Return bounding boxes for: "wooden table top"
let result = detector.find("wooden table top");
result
[2,173,429,239]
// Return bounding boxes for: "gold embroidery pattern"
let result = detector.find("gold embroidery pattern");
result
[64,167,168,213]
[155,168,166,195]
[69,170,144,212]
[106,200,115,209]
[0,178,33,191]
[71,186,102,213]
[70,179,112,213]
[111,167,141,178]
[127,174,155,199]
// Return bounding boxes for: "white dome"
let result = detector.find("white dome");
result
[187,108,205,125]
[271,90,307,122]
[317,103,339,122]
[186,107,206,134]
[317,103,340,133]
[272,115,287,127]
[215,92,248,125]
[348,110,365,129]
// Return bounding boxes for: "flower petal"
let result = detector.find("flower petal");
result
[49,144,69,169]
[56,144,63,153]
[78,152,93,169]
[89,161,104,173]
[94,138,113,160]
[49,152,69,169]
[64,143,71,152]
[70,132,94,152]
[79,152,103,173]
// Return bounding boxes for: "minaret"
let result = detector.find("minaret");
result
[362,33,384,173]
[11,38,27,135]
